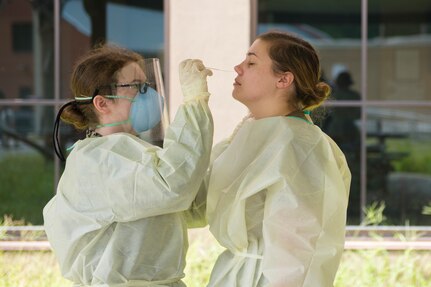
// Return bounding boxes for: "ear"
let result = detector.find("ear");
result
[92,95,112,114]
[276,72,294,89]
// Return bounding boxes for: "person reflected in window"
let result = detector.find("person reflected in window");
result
[327,71,361,147]
[325,70,361,222]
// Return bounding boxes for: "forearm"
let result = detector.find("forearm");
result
[183,178,209,228]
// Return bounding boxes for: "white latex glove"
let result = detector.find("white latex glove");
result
[179,59,213,102]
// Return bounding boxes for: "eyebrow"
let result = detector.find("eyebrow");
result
[129,78,147,83]
[247,52,258,58]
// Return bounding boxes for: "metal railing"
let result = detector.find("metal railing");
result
[1,225,430,251]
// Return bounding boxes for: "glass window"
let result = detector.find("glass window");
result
[0,0,165,226]
[259,0,431,225]
[12,22,33,53]
[60,0,165,99]
[258,0,363,224]
[322,106,362,224]
[366,107,431,225]
[365,0,431,225]
[368,0,431,101]
[0,1,55,228]
[0,105,55,225]
[0,1,38,100]
[59,0,165,159]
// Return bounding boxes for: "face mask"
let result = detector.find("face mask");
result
[89,87,164,133]
[129,87,164,133]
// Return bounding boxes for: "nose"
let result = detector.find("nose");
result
[234,63,242,75]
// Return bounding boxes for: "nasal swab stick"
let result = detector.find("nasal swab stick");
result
[206,67,234,72]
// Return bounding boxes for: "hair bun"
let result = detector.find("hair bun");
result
[302,82,331,110]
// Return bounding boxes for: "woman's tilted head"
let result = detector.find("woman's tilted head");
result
[233,31,330,119]
[257,31,330,112]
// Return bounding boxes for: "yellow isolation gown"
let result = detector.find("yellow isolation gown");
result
[188,115,351,287]
[43,98,213,287]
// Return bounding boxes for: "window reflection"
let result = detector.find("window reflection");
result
[12,22,33,52]
[258,0,363,223]
[59,0,165,155]
[0,0,38,100]
[368,0,431,101]
[366,107,431,225]
[0,0,164,226]
[323,71,362,224]
[60,0,164,100]
[107,2,164,58]
[258,0,431,225]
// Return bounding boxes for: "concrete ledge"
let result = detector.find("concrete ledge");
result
[344,240,431,250]
[0,241,51,251]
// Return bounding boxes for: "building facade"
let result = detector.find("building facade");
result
[0,0,430,226]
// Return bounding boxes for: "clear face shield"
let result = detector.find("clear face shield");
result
[127,58,169,146]
[92,58,169,145]
[53,58,169,161]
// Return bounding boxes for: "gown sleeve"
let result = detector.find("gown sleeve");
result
[183,138,231,228]
[48,98,214,223]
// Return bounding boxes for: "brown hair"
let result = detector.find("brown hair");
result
[61,45,144,130]
[257,31,330,111]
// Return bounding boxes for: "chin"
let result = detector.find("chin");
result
[232,90,240,101]
[232,92,247,107]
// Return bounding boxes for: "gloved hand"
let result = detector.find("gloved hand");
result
[179,59,213,102]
